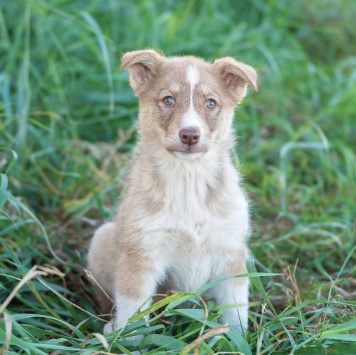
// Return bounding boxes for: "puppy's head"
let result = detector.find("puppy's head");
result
[121,49,257,160]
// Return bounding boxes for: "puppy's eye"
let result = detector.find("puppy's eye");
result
[163,96,175,106]
[206,99,216,109]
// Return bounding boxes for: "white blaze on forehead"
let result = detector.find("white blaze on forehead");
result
[187,65,199,88]
[182,65,202,129]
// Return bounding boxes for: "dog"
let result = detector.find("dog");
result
[87,49,257,335]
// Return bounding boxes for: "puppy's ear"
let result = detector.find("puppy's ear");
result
[213,57,257,103]
[121,49,163,94]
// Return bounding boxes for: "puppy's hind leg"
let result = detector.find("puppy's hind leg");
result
[87,222,117,315]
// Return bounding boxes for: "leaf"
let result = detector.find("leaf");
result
[227,328,252,355]
[0,173,9,209]
[0,329,47,355]
[129,292,194,322]
[320,334,356,342]
[139,334,187,351]
[0,147,18,174]
[322,318,356,335]
[246,259,277,314]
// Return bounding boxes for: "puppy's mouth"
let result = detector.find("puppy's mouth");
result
[173,151,203,160]
[167,144,208,160]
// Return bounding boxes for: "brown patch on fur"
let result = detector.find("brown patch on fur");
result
[115,250,154,299]
[230,248,249,275]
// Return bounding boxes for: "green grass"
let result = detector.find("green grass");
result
[1,0,355,353]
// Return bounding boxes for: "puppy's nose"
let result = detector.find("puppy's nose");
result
[179,127,201,146]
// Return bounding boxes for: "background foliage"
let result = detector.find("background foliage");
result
[0,0,355,354]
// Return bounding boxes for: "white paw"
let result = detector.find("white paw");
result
[103,321,114,334]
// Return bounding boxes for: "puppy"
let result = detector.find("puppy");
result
[87,49,257,334]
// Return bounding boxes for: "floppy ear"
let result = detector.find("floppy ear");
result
[213,57,257,103]
[121,49,164,94]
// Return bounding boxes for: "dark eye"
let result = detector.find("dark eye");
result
[163,96,175,106]
[206,99,216,109]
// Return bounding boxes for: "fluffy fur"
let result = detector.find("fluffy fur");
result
[87,49,257,334]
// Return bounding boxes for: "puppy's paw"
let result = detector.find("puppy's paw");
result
[103,321,114,334]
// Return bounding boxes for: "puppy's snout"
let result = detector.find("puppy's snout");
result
[179,127,201,146]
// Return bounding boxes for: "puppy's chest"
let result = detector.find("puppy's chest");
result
[138,161,242,247]
[165,167,218,221]
[142,174,216,240]
[140,201,212,247]
[166,241,215,292]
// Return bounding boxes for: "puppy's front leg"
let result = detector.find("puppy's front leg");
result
[104,251,165,334]
[212,256,249,333]
[214,277,249,333]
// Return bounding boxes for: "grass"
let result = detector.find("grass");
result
[0,0,355,353]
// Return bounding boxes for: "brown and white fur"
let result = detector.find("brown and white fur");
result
[87,49,257,334]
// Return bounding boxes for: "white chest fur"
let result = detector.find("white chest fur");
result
[140,148,248,229]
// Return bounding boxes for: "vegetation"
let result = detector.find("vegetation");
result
[0,0,355,353]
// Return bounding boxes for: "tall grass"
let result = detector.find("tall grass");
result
[1,0,355,353]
